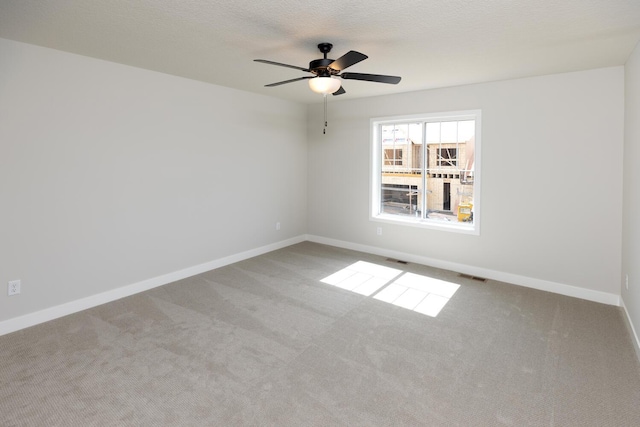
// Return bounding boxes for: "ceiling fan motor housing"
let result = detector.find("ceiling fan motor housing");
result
[309,42,338,76]
[309,58,337,76]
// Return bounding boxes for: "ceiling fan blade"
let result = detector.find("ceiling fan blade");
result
[329,51,368,71]
[254,59,310,72]
[340,72,401,84]
[332,86,346,96]
[264,76,313,87]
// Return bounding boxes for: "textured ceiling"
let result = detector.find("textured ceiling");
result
[1,0,640,104]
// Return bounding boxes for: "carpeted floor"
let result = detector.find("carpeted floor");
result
[1,242,639,426]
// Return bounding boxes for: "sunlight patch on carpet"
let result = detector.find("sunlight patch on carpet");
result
[321,262,460,317]
[320,261,403,296]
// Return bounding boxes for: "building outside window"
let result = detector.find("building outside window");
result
[384,149,403,166]
[371,110,481,234]
[436,147,457,167]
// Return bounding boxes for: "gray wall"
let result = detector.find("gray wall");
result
[0,38,308,323]
[307,67,624,302]
[622,40,640,352]
[1,37,635,350]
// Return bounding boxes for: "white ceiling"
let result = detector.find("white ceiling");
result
[1,0,639,105]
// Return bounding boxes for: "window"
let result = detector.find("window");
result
[384,149,403,166]
[371,110,481,234]
[436,148,457,167]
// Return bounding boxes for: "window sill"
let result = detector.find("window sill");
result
[371,213,479,235]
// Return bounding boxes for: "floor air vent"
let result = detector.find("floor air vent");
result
[458,273,487,282]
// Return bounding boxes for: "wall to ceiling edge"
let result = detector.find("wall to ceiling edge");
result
[0,38,308,333]
[307,66,624,307]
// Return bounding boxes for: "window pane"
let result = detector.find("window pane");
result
[426,119,475,225]
[458,120,474,142]
[426,122,440,143]
[437,148,457,167]
[441,121,457,142]
[380,184,421,217]
[380,123,424,217]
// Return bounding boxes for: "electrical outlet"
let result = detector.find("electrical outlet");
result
[626,274,629,290]
[377,227,383,236]
[8,280,21,296]
[276,222,281,231]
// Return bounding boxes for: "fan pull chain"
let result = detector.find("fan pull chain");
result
[323,95,328,134]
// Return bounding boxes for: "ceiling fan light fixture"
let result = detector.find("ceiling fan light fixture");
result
[308,76,341,95]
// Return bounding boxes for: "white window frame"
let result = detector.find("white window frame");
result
[370,110,481,235]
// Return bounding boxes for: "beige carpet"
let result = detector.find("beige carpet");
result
[1,242,639,426]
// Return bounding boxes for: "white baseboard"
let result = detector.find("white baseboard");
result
[0,235,306,337]
[621,298,640,363]
[0,233,623,337]
[306,234,621,306]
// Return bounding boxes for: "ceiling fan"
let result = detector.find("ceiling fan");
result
[254,42,401,96]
